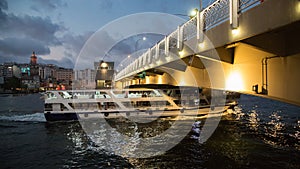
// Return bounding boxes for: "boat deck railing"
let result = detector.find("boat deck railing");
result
[44,89,167,102]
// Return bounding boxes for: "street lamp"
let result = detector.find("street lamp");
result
[190,8,198,18]
[173,8,198,19]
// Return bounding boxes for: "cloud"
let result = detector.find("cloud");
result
[0,0,65,62]
[0,0,8,10]
[30,0,67,12]
[60,31,94,56]
[73,12,185,70]
[0,37,50,56]
[0,14,62,45]
[38,56,74,69]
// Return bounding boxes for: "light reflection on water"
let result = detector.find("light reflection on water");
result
[45,94,300,168]
[248,110,260,131]
[235,95,300,151]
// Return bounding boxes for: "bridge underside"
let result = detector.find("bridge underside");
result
[241,21,300,57]
[118,20,300,106]
[115,0,300,106]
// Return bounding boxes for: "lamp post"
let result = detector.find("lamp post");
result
[200,0,202,12]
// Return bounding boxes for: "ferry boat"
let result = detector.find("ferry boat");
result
[44,88,235,121]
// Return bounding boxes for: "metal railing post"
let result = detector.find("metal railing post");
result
[177,26,183,50]
[164,36,169,56]
[230,0,239,29]
[197,11,204,43]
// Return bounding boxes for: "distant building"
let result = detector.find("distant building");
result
[18,51,40,91]
[55,67,73,81]
[74,68,96,89]
[30,51,37,65]
[0,51,78,92]
[0,64,3,77]
[3,63,14,78]
[94,60,115,89]
[38,64,58,90]
[55,67,74,90]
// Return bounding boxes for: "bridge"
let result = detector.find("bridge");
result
[114,0,300,106]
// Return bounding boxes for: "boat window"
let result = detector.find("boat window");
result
[152,90,163,97]
[151,101,171,107]
[72,92,90,99]
[122,102,133,108]
[128,92,142,98]
[73,102,99,110]
[136,101,151,107]
[45,103,53,111]
[45,92,57,99]
[60,103,69,111]
[58,91,72,99]
[95,91,110,99]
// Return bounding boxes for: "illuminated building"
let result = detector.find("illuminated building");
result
[94,60,115,89]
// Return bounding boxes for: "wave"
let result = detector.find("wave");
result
[0,113,46,122]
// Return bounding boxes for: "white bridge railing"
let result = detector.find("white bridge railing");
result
[115,0,261,81]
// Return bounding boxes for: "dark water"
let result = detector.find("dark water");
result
[0,93,299,169]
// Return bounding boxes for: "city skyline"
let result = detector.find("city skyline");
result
[0,0,215,69]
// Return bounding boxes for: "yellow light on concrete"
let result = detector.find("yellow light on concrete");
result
[297,1,300,14]
[145,76,150,84]
[128,55,131,58]
[179,50,185,57]
[232,28,240,35]
[226,71,244,91]
[157,75,163,84]
[178,80,186,86]
[132,80,136,85]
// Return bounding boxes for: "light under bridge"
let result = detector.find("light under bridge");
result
[114,0,300,106]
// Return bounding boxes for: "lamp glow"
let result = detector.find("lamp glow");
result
[179,50,185,56]
[100,62,108,68]
[226,71,244,91]
[297,1,300,14]
[232,28,240,35]
[190,8,198,17]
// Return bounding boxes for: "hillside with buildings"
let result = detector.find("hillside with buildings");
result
[0,52,115,93]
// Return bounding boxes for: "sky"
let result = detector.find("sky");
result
[0,0,214,69]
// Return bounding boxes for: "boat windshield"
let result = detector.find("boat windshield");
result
[45,92,57,100]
